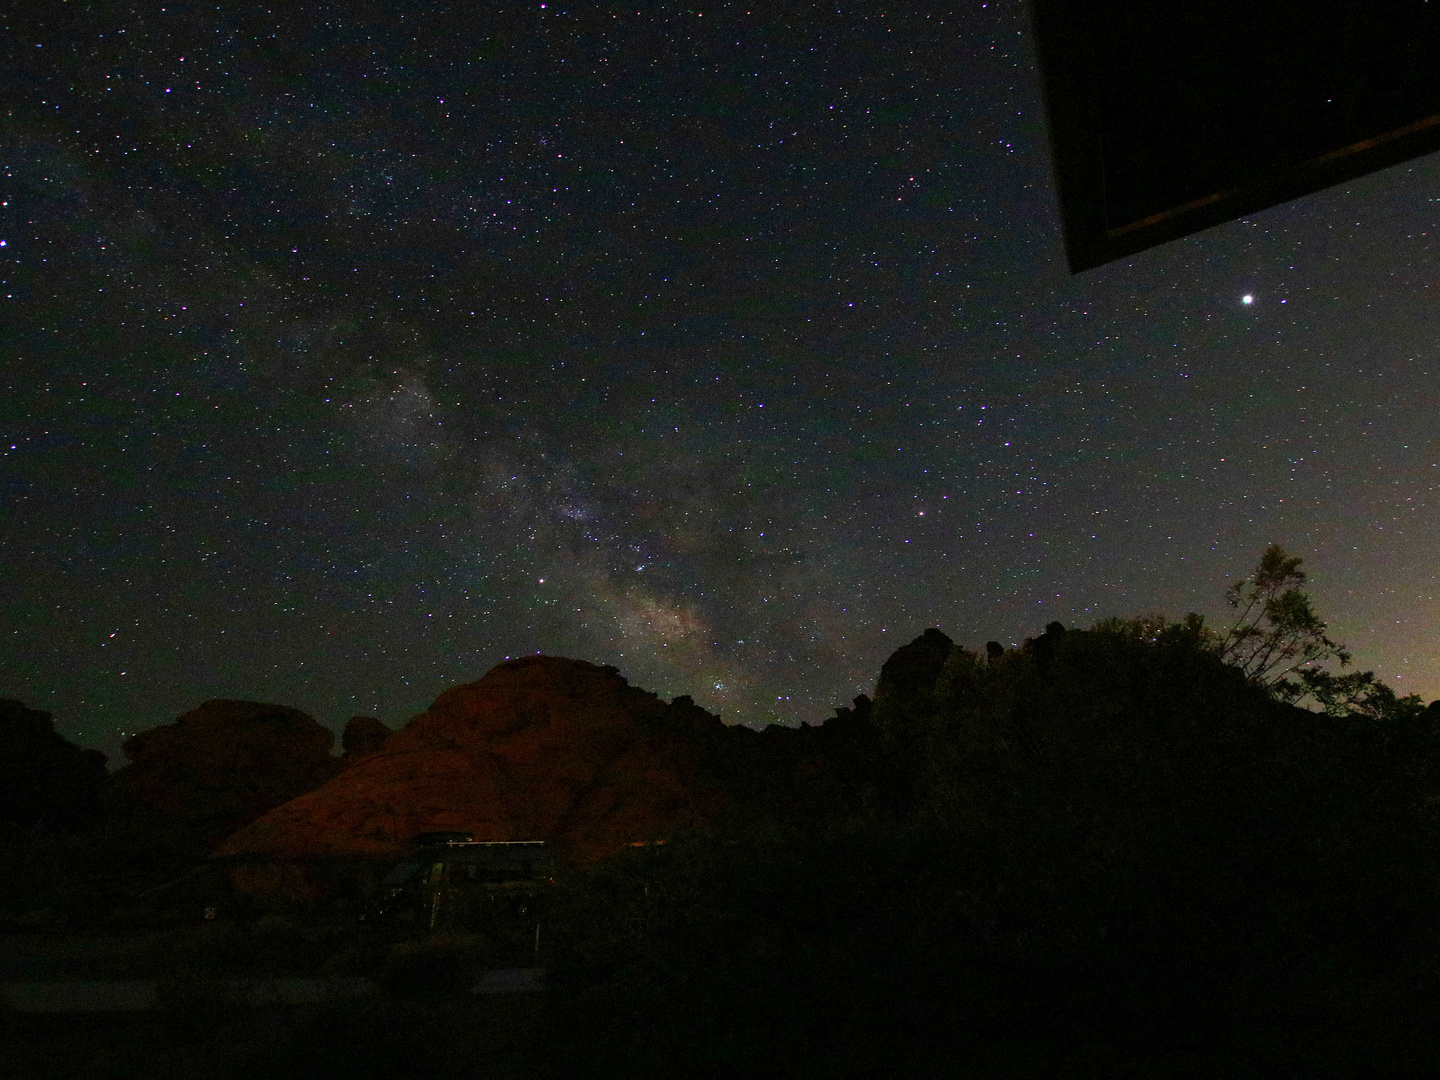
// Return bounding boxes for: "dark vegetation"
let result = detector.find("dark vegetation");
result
[541,547,1440,1076]
[3,547,1439,1076]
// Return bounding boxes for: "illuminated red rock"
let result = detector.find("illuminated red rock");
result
[214,657,737,886]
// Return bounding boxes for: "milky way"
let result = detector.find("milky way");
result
[3,2,1436,762]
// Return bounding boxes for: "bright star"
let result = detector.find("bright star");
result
[1242,294,1253,305]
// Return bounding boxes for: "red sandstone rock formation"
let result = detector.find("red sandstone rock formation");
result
[102,699,345,850]
[212,657,888,900]
[215,658,738,889]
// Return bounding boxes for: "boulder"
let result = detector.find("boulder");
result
[102,700,344,851]
[0,699,109,838]
[340,715,392,763]
[876,628,956,703]
[873,627,957,728]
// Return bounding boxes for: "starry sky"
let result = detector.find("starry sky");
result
[3,2,1437,765]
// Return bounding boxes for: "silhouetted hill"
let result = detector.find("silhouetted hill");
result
[0,698,108,840]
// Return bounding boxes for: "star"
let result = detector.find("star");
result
[3,2,1434,759]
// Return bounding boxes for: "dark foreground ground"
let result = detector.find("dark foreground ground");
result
[4,928,1438,1080]
[6,976,1434,1080]
[0,928,545,1080]
[3,989,543,1080]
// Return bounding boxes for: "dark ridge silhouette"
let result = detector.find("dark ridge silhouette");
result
[0,698,108,840]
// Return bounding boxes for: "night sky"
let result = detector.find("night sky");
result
[4,2,1437,766]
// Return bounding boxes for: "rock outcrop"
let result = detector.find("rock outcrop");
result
[0,699,109,839]
[874,627,957,713]
[340,715,393,763]
[102,700,345,851]
[216,659,737,884]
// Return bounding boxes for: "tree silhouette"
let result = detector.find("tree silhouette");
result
[1215,544,1346,687]
[1214,544,1424,717]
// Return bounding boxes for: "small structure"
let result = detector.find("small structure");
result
[365,835,556,962]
